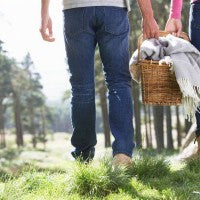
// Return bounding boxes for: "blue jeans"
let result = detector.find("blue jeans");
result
[63,6,135,160]
[189,1,200,136]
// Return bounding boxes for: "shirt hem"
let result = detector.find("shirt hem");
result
[63,2,130,12]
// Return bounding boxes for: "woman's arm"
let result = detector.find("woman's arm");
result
[170,0,183,19]
[40,0,55,42]
[165,0,183,37]
[137,0,160,39]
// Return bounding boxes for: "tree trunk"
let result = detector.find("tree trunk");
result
[129,1,141,148]
[176,106,182,147]
[27,69,37,148]
[99,84,111,148]
[147,106,153,148]
[29,101,36,148]
[153,106,164,152]
[166,106,174,150]
[13,92,24,147]
[143,105,149,148]
[41,106,47,149]
[0,101,6,148]
[132,81,142,148]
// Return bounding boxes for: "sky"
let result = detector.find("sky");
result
[0,0,70,101]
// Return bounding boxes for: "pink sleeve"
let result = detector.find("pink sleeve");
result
[170,0,183,19]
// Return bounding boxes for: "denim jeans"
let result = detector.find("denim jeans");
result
[63,6,135,159]
[189,1,200,136]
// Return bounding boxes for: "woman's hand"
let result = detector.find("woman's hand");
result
[165,18,182,37]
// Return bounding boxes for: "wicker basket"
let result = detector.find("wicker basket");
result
[138,31,190,106]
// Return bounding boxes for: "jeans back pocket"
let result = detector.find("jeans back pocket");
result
[63,8,85,37]
[104,7,129,35]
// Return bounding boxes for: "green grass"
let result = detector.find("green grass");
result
[0,133,198,199]
[0,151,200,200]
[128,156,170,179]
[68,158,131,197]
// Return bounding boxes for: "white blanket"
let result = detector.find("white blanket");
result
[129,34,200,122]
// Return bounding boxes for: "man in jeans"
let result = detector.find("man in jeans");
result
[40,0,159,165]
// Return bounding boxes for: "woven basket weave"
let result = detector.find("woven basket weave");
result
[138,31,190,106]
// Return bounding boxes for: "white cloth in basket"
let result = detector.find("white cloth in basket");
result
[129,34,200,122]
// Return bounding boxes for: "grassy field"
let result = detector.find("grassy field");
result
[0,133,200,200]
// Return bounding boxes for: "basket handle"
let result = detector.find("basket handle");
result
[137,31,190,63]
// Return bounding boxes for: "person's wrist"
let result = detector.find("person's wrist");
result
[142,15,156,26]
[41,5,49,16]
[41,11,49,19]
[142,13,154,20]
[169,12,181,20]
[142,9,154,19]
[168,17,182,25]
